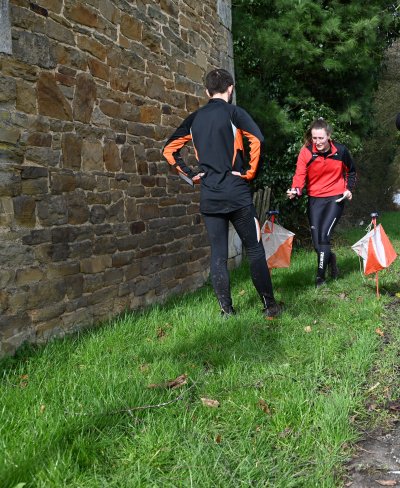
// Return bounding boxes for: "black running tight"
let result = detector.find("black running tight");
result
[307,195,345,279]
[202,205,274,311]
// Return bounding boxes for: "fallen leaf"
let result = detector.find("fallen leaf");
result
[215,434,222,443]
[201,397,220,408]
[357,296,364,303]
[395,292,400,298]
[166,374,187,389]
[20,374,29,380]
[258,399,271,415]
[376,328,384,337]
[339,293,347,300]
[375,481,397,486]
[345,482,353,487]
[39,404,46,414]
[19,381,28,389]
[304,326,312,333]
[147,374,188,389]
[239,290,246,296]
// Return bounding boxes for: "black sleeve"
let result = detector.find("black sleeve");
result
[343,146,357,191]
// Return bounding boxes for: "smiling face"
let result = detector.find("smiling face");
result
[311,128,331,152]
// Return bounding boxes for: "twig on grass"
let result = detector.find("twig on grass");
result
[66,381,198,417]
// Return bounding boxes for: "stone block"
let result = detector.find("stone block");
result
[73,73,96,123]
[120,145,136,173]
[37,194,67,226]
[0,127,20,145]
[127,69,146,96]
[103,140,121,172]
[24,147,60,167]
[65,3,98,28]
[16,266,44,286]
[0,76,16,102]
[93,235,117,254]
[50,172,76,193]
[100,99,120,118]
[77,35,106,61]
[21,178,48,195]
[120,14,142,41]
[82,140,103,171]
[13,195,36,226]
[47,18,75,45]
[139,105,161,124]
[27,132,52,147]
[55,44,87,70]
[66,191,90,225]
[110,69,129,92]
[90,205,107,224]
[145,75,165,101]
[12,31,57,69]
[62,133,82,169]
[112,251,134,268]
[88,56,110,81]
[37,72,73,120]
[80,255,111,273]
[65,274,84,299]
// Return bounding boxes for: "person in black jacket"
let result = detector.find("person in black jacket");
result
[163,68,281,318]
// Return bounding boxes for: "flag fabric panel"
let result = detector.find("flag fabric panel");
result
[351,224,397,275]
[261,220,295,269]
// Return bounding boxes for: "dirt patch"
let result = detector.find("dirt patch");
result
[345,298,400,487]
[346,422,400,487]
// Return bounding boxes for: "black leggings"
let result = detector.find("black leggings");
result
[307,196,345,278]
[202,205,274,310]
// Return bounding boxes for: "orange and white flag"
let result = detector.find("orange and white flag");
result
[261,220,295,269]
[351,224,397,275]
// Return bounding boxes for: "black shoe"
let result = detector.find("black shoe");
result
[263,302,282,319]
[329,253,339,279]
[315,277,326,288]
[220,307,236,318]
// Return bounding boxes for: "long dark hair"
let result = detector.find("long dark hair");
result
[304,117,333,145]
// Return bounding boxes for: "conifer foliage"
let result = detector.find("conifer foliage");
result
[232,0,399,220]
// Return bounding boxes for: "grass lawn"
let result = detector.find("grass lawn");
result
[1,212,399,488]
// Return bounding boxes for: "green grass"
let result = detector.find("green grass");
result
[1,212,399,488]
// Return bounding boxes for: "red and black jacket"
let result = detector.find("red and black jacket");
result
[163,98,264,214]
[291,141,356,198]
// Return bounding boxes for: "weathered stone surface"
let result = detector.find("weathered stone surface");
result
[12,31,56,69]
[13,195,36,226]
[82,140,103,171]
[120,14,142,41]
[73,73,96,123]
[37,72,73,120]
[103,140,121,172]
[37,194,68,226]
[0,0,233,357]
[62,133,82,169]
[88,56,110,81]
[66,191,90,225]
[65,3,98,28]
[0,76,16,102]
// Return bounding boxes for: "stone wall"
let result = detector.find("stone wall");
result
[0,0,234,356]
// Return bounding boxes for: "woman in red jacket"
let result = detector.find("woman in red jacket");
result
[287,118,356,286]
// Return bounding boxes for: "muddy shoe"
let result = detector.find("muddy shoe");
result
[220,307,236,318]
[263,302,282,319]
[315,277,326,288]
[329,253,339,279]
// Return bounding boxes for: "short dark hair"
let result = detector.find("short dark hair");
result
[304,117,333,144]
[205,69,234,96]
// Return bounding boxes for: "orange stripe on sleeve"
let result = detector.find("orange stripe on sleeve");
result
[162,134,192,167]
[241,130,261,181]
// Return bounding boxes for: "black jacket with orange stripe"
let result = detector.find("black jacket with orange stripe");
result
[163,98,264,214]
